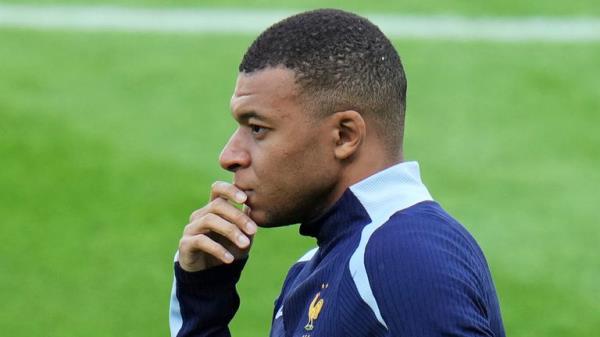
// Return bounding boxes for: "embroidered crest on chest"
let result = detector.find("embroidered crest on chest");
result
[304,283,328,333]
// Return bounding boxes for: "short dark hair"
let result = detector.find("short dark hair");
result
[239,8,407,152]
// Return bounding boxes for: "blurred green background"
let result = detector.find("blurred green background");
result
[1,1,599,336]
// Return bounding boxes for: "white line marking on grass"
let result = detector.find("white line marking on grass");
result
[1,4,600,42]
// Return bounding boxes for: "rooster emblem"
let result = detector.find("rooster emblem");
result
[304,284,327,331]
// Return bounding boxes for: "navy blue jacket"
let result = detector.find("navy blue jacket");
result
[169,162,505,337]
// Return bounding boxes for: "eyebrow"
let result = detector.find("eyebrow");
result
[236,111,270,123]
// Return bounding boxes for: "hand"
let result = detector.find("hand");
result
[178,181,257,272]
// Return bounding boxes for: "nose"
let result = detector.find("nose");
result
[219,128,251,172]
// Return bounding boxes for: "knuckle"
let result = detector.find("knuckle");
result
[179,237,191,250]
[189,207,207,222]
[192,234,210,250]
[202,213,217,225]
[225,224,237,237]
[184,213,213,234]
[212,197,226,209]
[213,199,241,224]
[189,210,199,222]
[192,233,207,244]
[211,181,224,191]
[234,212,247,226]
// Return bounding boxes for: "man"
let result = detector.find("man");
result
[169,9,505,337]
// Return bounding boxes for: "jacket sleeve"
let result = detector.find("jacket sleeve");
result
[169,253,248,337]
[364,217,501,337]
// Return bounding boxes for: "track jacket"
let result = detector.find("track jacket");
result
[169,161,505,337]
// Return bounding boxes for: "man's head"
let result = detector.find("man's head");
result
[219,9,407,227]
[240,9,407,150]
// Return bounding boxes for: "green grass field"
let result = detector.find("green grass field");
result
[3,0,600,16]
[1,1,599,336]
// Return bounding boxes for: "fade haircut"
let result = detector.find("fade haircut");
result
[239,8,407,152]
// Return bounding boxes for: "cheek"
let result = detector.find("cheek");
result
[248,135,338,225]
[253,128,334,191]
[282,142,334,188]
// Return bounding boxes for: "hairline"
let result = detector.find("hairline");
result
[239,64,404,156]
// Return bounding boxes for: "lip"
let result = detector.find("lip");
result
[233,180,253,201]
[233,186,253,199]
[232,179,251,191]
[236,187,253,194]
[242,190,255,206]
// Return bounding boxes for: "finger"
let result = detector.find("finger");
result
[210,181,247,203]
[188,199,256,235]
[211,198,257,235]
[189,207,207,223]
[243,204,251,216]
[185,213,251,249]
[189,234,235,264]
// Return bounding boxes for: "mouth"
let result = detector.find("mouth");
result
[242,190,255,208]
[233,181,253,202]
[238,187,253,195]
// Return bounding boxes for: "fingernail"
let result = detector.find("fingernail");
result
[235,192,246,203]
[246,221,257,234]
[238,234,250,246]
[224,252,234,263]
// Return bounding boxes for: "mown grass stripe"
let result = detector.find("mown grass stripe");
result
[1,4,600,42]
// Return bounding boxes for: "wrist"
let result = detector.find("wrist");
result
[174,258,248,290]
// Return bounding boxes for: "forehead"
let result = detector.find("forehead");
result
[230,67,301,120]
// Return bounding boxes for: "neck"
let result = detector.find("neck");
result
[312,147,403,223]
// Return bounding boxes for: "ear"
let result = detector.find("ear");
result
[331,110,366,160]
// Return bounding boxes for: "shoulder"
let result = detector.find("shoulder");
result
[359,202,497,335]
[366,201,485,272]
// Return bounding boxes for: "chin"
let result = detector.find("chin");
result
[249,208,294,228]
[247,207,267,227]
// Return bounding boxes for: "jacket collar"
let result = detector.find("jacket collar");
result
[299,161,433,247]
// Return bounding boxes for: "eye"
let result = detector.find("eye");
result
[249,124,268,137]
